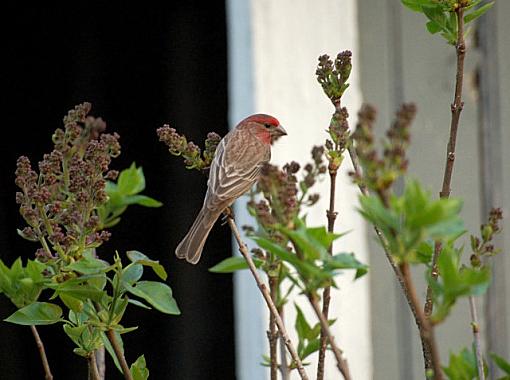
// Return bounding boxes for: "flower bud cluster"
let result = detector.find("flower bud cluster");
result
[15,103,119,261]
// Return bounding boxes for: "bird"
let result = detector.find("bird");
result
[175,114,287,264]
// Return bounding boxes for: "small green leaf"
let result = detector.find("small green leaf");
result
[127,251,167,281]
[128,299,152,310]
[131,355,149,380]
[59,294,84,313]
[443,347,478,380]
[401,0,438,12]
[252,236,329,281]
[464,2,494,24]
[126,281,180,315]
[121,264,144,287]
[327,253,368,279]
[66,255,109,275]
[209,256,263,273]
[294,304,312,340]
[124,195,163,208]
[118,163,145,195]
[426,20,443,34]
[5,302,62,325]
[490,353,510,374]
[302,339,322,360]
[52,282,105,302]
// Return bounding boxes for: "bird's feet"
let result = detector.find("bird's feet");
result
[221,207,235,225]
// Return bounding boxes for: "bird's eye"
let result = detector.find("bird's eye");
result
[264,123,271,128]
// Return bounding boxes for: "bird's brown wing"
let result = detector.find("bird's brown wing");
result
[205,127,270,211]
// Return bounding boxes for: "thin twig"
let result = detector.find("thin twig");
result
[268,275,279,380]
[317,166,339,380]
[399,263,443,380]
[278,307,290,380]
[227,216,309,380]
[469,296,485,380]
[423,7,467,372]
[307,292,351,380]
[30,325,53,380]
[106,329,133,380]
[425,5,467,314]
[88,351,101,380]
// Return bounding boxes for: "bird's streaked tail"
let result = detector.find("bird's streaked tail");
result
[175,206,221,264]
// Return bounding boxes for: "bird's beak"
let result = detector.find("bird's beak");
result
[272,124,287,137]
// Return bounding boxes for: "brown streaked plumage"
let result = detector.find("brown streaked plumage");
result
[175,114,287,264]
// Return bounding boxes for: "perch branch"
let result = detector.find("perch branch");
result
[227,215,309,380]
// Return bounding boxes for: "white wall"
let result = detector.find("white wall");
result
[228,1,372,379]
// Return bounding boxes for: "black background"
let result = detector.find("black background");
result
[0,3,236,379]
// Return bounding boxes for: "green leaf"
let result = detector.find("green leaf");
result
[302,339,322,360]
[278,222,330,260]
[63,324,88,346]
[118,163,145,195]
[52,282,105,302]
[490,353,510,374]
[111,297,129,325]
[127,251,167,281]
[443,347,478,380]
[5,302,62,325]
[209,256,263,273]
[401,0,438,12]
[426,20,443,34]
[252,236,329,281]
[121,264,144,287]
[326,253,368,279]
[294,304,312,340]
[123,195,163,208]
[128,299,152,310]
[431,244,491,322]
[131,355,149,380]
[59,294,84,312]
[66,255,110,275]
[464,2,494,24]
[126,281,180,315]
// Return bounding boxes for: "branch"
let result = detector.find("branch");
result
[227,216,309,380]
[30,325,53,380]
[307,292,351,380]
[106,329,133,380]
[469,296,485,380]
[88,351,101,380]
[317,165,338,380]
[268,275,279,380]
[278,307,290,380]
[424,8,467,371]
[425,5,466,312]
[95,347,106,380]
[399,263,443,380]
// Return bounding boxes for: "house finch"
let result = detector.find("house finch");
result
[175,114,287,264]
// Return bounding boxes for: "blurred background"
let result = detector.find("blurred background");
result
[1,1,508,379]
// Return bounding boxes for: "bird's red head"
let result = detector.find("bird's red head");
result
[239,114,287,145]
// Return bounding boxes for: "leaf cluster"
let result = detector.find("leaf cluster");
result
[401,0,494,44]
